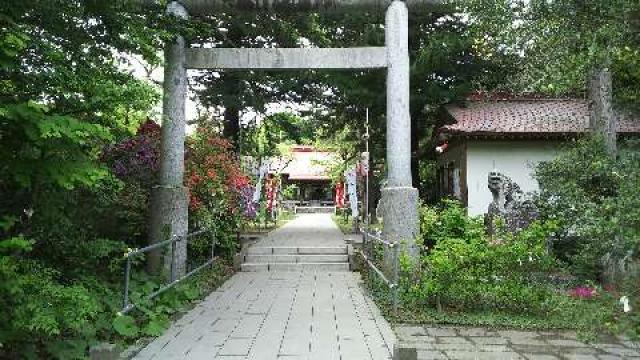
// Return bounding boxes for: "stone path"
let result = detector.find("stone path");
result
[253,213,346,248]
[133,213,640,360]
[241,214,350,272]
[395,325,640,360]
[134,214,394,360]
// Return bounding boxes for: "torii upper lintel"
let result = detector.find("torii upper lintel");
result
[135,0,440,13]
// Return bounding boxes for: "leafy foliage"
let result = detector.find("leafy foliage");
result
[0,2,246,357]
[186,127,253,259]
[419,199,485,249]
[459,0,640,109]
[354,200,630,338]
[241,112,317,161]
[535,136,640,282]
[401,201,558,314]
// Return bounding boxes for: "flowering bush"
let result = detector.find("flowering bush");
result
[101,119,160,182]
[102,122,253,260]
[186,127,250,215]
[569,286,598,299]
[185,127,253,258]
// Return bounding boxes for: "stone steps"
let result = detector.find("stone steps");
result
[241,246,350,272]
[241,262,350,272]
[294,206,336,214]
[247,246,347,255]
[245,254,348,263]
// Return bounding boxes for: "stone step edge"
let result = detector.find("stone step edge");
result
[244,254,349,263]
[247,246,348,255]
[241,262,351,271]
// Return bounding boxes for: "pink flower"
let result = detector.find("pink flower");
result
[569,286,597,299]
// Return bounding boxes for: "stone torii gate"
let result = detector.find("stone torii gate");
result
[148,0,434,278]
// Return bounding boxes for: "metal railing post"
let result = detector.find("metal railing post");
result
[170,238,177,282]
[392,241,400,317]
[369,231,375,262]
[123,257,132,311]
[211,229,215,263]
[120,228,217,314]
[370,231,376,287]
[364,230,371,287]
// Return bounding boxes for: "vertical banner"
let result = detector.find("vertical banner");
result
[356,152,369,177]
[252,162,269,203]
[360,151,369,221]
[266,176,278,217]
[335,181,345,208]
[345,168,359,218]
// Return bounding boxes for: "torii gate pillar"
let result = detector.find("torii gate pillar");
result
[148,1,189,280]
[382,0,419,258]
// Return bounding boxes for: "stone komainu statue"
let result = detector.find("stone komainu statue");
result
[484,171,539,235]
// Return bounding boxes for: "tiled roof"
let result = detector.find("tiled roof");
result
[271,146,336,181]
[443,99,640,136]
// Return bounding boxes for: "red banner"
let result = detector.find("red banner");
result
[335,182,345,208]
[266,177,277,213]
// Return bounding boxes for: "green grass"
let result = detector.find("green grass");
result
[332,212,355,234]
[243,209,295,233]
[361,272,625,341]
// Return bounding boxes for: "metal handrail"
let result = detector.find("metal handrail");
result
[358,226,400,315]
[362,229,395,247]
[120,228,217,314]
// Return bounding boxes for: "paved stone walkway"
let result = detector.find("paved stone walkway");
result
[134,214,394,360]
[253,213,346,248]
[395,325,640,360]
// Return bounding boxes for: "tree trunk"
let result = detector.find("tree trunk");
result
[223,103,240,152]
[589,67,617,157]
[222,73,241,154]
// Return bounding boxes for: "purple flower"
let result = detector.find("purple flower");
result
[237,184,258,219]
[113,160,127,177]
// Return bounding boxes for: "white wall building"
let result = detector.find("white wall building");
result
[436,96,640,216]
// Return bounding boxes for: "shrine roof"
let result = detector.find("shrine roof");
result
[442,98,640,138]
[271,146,336,181]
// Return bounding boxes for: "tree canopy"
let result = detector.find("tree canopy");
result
[460,0,640,109]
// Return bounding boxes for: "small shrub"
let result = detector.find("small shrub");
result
[419,198,485,249]
[0,246,100,359]
[401,200,557,314]
[186,127,251,259]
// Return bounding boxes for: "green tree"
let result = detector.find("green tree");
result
[0,2,173,357]
[535,137,640,282]
[0,0,163,220]
[459,0,640,109]
[190,11,326,150]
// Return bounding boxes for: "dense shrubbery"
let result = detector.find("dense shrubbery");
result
[535,136,640,337]
[535,136,640,283]
[0,117,249,358]
[401,200,558,314]
[186,127,254,259]
[373,200,625,337]
[385,138,640,337]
